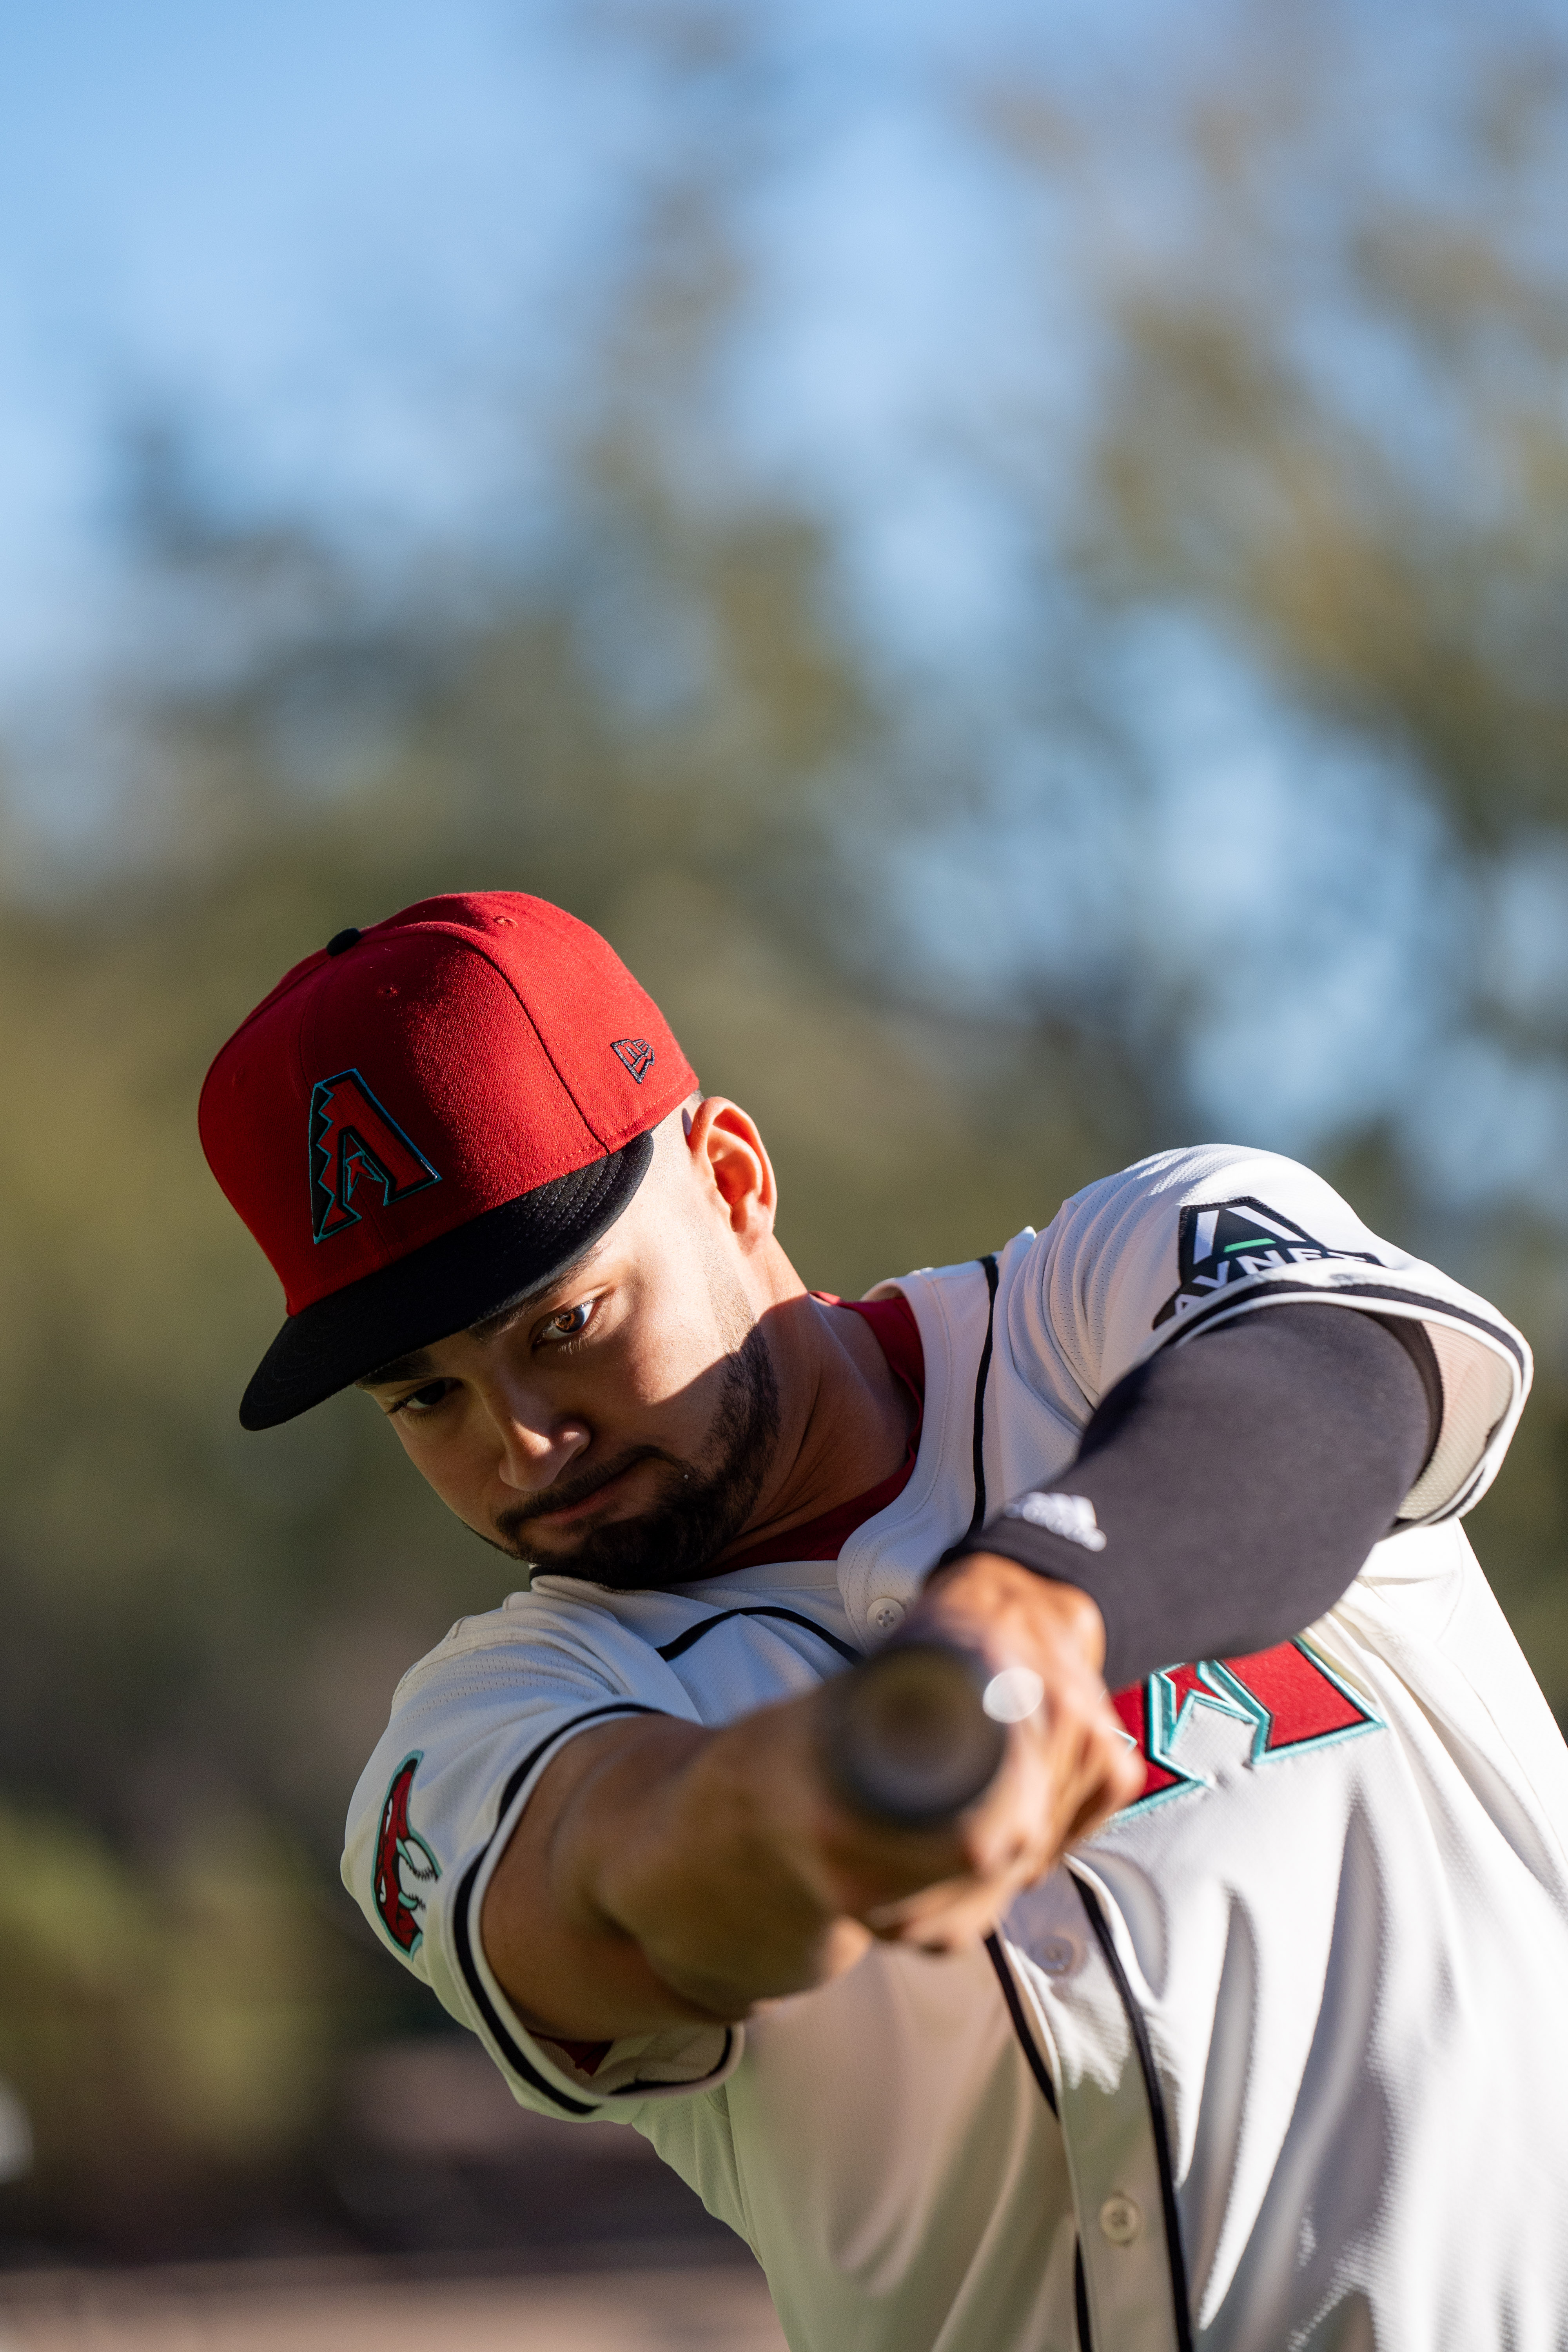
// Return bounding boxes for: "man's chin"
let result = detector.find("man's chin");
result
[482,1504,614,1568]
[492,1460,675,1566]
[509,1507,725,1592]
[510,1515,632,1573]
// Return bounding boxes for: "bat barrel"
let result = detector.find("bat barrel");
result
[819,1639,1008,1829]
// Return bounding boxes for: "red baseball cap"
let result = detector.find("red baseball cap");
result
[200,892,697,1429]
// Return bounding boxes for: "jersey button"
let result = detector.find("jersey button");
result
[1099,2193,1142,2246]
[867,1598,906,1634]
[1040,1934,1080,1977]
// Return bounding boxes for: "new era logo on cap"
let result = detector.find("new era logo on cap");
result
[612,1037,655,1083]
[309,1069,441,1242]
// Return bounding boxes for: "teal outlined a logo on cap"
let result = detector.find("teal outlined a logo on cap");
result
[309,1068,441,1242]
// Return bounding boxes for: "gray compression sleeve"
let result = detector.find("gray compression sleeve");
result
[944,1304,1439,1690]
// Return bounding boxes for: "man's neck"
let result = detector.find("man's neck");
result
[715,1290,915,1564]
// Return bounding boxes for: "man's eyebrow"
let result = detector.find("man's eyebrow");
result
[358,1347,434,1390]
[356,1240,612,1386]
[465,1241,606,1341]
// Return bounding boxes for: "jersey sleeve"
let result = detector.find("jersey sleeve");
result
[340,1594,743,2122]
[1012,1143,1530,1525]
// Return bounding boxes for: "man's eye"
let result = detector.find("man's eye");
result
[392,1379,454,1417]
[547,1302,593,1341]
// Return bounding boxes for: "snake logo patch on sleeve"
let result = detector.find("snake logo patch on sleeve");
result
[1152,1197,1380,1327]
[373,1753,441,1954]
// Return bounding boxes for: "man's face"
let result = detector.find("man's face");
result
[358,1106,782,1589]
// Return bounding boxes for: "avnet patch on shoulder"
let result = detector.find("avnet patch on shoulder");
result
[1152,1197,1380,1329]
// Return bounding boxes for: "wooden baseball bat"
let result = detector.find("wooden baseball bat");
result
[818,1638,1010,1829]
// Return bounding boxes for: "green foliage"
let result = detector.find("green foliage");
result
[994,7,1568,1004]
[1,0,1564,2249]
[0,425,1150,2243]
[0,1804,348,2247]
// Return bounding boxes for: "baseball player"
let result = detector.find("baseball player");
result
[201,891,1568,2350]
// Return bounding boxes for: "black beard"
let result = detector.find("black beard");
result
[490,1323,782,1592]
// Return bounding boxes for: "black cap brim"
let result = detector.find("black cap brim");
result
[239,1131,654,1430]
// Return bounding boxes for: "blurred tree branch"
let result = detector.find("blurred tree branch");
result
[3,0,1567,2250]
[989,2,1568,887]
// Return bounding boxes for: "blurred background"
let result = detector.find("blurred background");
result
[0,0,1566,2310]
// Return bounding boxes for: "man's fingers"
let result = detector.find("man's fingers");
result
[797,1563,1143,1944]
[845,1680,1141,1946]
[818,1639,1007,1829]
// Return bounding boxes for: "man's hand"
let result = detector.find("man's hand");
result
[855,1553,1145,1952]
[480,1557,1142,2042]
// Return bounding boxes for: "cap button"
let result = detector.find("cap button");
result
[325,928,362,957]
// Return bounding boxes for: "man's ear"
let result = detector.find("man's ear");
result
[683,1097,777,1245]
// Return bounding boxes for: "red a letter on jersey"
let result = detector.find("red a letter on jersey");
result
[1113,1639,1380,1808]
[309,1068,441,1241]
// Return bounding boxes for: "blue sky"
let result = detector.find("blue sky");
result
[0,1,601,684]
[0,0,1069,697]
[2,0,1558,1187]
[0,0,1486,693]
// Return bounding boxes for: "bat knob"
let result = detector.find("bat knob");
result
[819,1639,1009,1829]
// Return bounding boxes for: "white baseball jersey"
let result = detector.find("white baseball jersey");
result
[344,1144,1568,2351]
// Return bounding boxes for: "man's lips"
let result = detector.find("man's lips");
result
[498,1452,669,1544]
[527,1463,640,1526]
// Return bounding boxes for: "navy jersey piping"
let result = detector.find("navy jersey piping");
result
[1074,2239,1094,2350]
[1165,1278,1524,1373]
[966,1252,1000,1539]
[972,1256,1065,2128]
[967,1259,1098,2352]
[984,1933,1057,2114]
[657,1607,860,1667]
[1077,1877,1195,2352]
[490,1700,658,1822]
[453,1700,675,2117]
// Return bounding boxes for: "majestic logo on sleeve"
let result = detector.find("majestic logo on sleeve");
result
[309,1069,441,1241]
[1112,1640,1381,1812]
[1152,1197,1380,1328]
[373,1754,441,1953]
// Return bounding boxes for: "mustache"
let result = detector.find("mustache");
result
[492,1444,685,1542]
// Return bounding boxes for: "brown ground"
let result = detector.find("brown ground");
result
[0,2262,789,2352]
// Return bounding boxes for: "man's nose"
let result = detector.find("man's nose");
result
[485,1392,590,1493]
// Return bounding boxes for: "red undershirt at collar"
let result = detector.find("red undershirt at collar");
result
[716,1293,925,1573]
